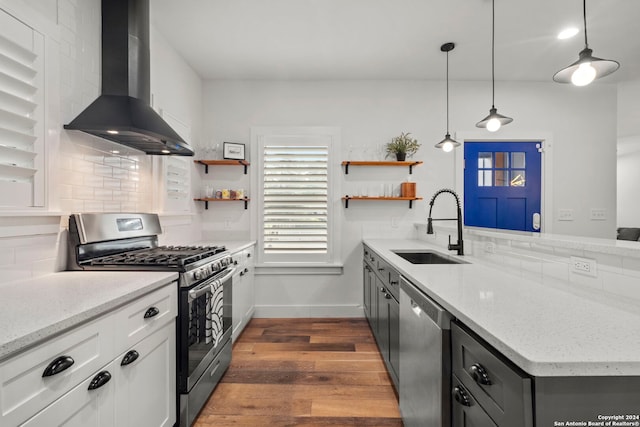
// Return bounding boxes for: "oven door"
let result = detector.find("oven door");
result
[177,267,234,392]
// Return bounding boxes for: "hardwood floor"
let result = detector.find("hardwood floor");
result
[193,318,403,427]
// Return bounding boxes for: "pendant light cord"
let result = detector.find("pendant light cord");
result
[446,49,450,133]
[583,0,589,48]
[491,0,495,108]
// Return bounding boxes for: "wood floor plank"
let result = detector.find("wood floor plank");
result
[231,350,383,362]
[211,383,398,401]
[221,370,388,386]
[194,415,403,427]
[311,399,401,418]
[194,318,402,426]
[250,342,356,352]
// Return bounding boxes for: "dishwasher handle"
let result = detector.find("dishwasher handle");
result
[400,275,451,329]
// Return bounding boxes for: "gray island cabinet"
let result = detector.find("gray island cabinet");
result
[362,241,640,427]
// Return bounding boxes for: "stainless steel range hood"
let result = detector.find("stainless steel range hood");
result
[64,0,194,156]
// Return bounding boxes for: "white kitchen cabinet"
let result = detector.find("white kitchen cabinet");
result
[231,245,255,342]
[2,282,178,427]
[114,322,176,427]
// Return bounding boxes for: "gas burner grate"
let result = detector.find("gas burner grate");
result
[87,245,227,268]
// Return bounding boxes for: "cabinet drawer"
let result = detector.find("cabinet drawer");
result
[0,315,114,427]
[452,374,497,427]
[451,322,533,427]
[114,284,177,355]
[20,359,117,427]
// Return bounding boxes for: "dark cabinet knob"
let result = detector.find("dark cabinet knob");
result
[453,385,472,407]
[42,355,74,377]
[120,350,140,366]
[87,371,112,390]
[385,293,392,300]
[469,363,492,385]
[144,307,160,319]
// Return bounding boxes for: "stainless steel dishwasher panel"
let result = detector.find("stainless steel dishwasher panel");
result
[399,276,452,427]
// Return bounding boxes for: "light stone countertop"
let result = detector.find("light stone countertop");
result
[364,238,640,377]
[0,271,178,361]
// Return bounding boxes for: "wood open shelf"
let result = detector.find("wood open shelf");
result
[194,197,250,210]
[195,159,250,174]
[341,160,422,174]
[341,196,423,209]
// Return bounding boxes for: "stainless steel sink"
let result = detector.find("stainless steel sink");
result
[392,250,468,265]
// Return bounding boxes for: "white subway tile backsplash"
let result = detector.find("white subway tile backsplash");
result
[94,164,113,177]
[103,201,122,212]
[84,200,104,211]
[103,177,120,190]
[94,189,113,201]
[72,185,94,200]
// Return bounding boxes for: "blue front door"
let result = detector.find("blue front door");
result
[464,141,542,232]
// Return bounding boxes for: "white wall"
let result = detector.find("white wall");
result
[617,80,640,228]
[0,0,204,280]
[201,79,617,316]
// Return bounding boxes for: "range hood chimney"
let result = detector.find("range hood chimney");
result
[64,0,194,156]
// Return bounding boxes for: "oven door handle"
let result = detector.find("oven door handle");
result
[188,267,236,301]
[215,267,236,284]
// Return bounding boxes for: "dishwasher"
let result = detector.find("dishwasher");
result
[399,275,452,427]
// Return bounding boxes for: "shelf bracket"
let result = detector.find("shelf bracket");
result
[409,164,413,174]
[204,164,209,174]
[409,199,413,209]
[244,199,248,209]
[243,163,247,174]
[344,161,350,175]
[344,197,350,208]
[204,200,209,209]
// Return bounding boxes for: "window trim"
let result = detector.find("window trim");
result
[251,126,342,267]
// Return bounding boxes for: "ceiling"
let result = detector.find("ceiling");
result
[151,0,640,83]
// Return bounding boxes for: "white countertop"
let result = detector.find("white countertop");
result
[364,238,640,377]
[0,271,178,361]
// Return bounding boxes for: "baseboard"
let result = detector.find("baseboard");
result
[253,304,364,318]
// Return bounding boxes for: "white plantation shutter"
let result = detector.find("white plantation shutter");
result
[0,10,45,208]
[263,145,329,255]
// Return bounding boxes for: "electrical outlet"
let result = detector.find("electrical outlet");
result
[558,209,574,221]
[570,256,597,277]
[485,242,496,254]
[590,208,607,221]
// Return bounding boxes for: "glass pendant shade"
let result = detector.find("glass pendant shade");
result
[476,107,513,132]
[553,47,620,86]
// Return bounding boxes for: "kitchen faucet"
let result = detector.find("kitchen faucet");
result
[426,189,464,256]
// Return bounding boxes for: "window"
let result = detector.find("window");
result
[0,9,45,208]
[255,127,340,265]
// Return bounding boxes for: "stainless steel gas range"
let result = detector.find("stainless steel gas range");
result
[67,213,233,427]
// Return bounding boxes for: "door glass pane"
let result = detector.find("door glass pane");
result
[494,170,509,186]
[495,152,509,168]
[478,152,492,168]
[511,152,526,168]
[510,170,526,187]
[478,170,492,187]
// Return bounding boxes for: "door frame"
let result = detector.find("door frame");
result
[453,130,554,234]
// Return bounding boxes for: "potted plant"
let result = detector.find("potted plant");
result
[385,132,421,161]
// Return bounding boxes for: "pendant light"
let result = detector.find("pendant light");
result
[435,42,460,153]
[553,0,619,86]
[476,0,512,132]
